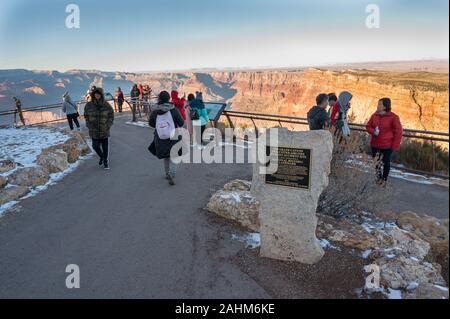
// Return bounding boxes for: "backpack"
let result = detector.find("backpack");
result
[156,111,175,140]
[190,108,200,120]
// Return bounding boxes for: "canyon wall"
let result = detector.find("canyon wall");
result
[210,69,449,133]
[1,67,448,132]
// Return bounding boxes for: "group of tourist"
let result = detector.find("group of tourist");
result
[307,92,403,185]
[13,84,403,186]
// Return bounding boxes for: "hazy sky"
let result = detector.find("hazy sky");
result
[0,0,448,72]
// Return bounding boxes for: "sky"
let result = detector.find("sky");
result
[0,0,448,72]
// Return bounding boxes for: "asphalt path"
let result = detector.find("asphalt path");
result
[0,115,447,298]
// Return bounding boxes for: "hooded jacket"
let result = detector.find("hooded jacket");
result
[189,98,209,126]
[84,88,114,139]
[330,91,352,127]
[307,105,330,130]
[366,111,403,151]
[171,90,187,121]
[148,103,184,159]
[130,86,140,99]
[62,93,78,115]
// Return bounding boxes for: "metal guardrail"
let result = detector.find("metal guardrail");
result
[221,110,450,143]
[220,110,450,179]
[1,99,448,178]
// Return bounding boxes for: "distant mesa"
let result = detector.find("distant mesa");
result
[24,86,45,95]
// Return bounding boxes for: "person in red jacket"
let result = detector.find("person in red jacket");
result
[366,98,403,184]
[171,90,187,121]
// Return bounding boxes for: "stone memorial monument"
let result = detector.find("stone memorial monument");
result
[251,128,333,264]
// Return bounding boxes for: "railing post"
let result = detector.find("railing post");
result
[250,117,259,138]
[432,141,436,173]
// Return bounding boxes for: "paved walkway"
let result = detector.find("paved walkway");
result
[0,115,448,298]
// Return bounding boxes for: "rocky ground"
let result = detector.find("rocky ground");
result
[207,179,449,299]
[0,126,91,214]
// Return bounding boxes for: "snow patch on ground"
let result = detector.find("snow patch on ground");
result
[346,157,448,187]
[231,233,261,249]
[319,239,340,251]
[384,288,403,299]
[125,121,150,128]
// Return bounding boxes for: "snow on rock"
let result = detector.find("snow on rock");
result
[0,127,68,171]
[0,126,91,215]
[207,179,449,299]
[207,189,260,232]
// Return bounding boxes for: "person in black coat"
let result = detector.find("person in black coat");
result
[307,93,330,130]
[148,91,184,185]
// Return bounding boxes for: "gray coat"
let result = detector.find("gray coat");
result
[62,95,78,115]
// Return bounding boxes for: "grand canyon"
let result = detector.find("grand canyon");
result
[0,60,448,133]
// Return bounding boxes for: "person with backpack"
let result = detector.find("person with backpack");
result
[115,87,125,113]
[190,92,209,146]
[307,93,330,130]
[84,88,114,170]
[148,91,184,186]
[330,91,352,139]
[62,92,80,131]
[366,98,403,185]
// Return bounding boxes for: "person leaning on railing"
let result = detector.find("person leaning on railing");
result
[13,97,26,126]
[307,93,330,130]
[62,92,81,131]
[366,97,403,186]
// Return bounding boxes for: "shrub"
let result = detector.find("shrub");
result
[319,131,393,218]
[393,139,449,174]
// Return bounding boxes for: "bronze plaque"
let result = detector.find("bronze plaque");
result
[265,147,311,189]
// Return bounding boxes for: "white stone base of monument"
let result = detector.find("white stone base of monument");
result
[251,128,333,264]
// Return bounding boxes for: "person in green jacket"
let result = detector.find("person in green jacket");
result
[190,92,209,146]
[84,88,114,170]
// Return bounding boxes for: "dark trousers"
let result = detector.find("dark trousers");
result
[372,148,393,181]
[92,138,109,162]
[67,114,80,130]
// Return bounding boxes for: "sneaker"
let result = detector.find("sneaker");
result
[167,175,175,186]
[104,162,110,170]
[99,158,104,166]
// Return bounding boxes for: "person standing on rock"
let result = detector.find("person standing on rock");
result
[307,93,330,130]
[62,92,81,131]
[13,97,26,126]
[366,98,403,185]
[148,91,184,186]
[84,88,114,170]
